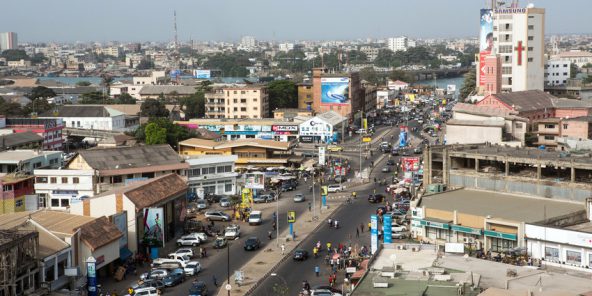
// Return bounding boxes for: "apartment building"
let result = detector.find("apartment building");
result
[204,88,226,118]
[205,86,269,119]
[545,60,571,86]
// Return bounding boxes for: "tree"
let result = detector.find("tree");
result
[79,92,113,104]
[0,49,29,61]
[359,67,380,85]
[23,98,53,116]
[76,81,92,87]
[388,70,415,83]
[570,63,579,79]
[144,122,167,145]
[136,59,154,70]
[27,86,56,100]
[0,96,23,116]
[267,80,298,111]
[460,70,477,100]
[135,118,194,148]
[141,99,169,118]
[30,53,47,65]
[101,74,114,97]
[179,92,205,119]
[115,93,136,104]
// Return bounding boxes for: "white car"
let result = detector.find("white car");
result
[248,211,262,225]
[177,234,201,247]
[220,197,231,207]
[184,261,202,276]
[391,224,408,232]
[141,269,168,280]
[168,247,194,259]
[196,199,208,210]
[224,225,241,240]
[327,184,344,193]
[134,287,159,296]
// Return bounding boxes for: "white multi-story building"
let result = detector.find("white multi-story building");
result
[34,169,95,210]
[239,36,257,51]
[279,43,294,52]
[186,155,238,196]
[552,51,592,68]
[360,46,380,62]
[493,5,545,92]
[387,36,414,52]
[545,60,571,86]
[0,32,17,51]
[39,105,138,132]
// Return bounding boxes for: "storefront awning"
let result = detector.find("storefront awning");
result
[415,218,450,230]
[483,230,517,241]
[451,225,482,236]
[120,247,133,261]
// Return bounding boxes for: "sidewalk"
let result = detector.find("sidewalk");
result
[216,195,345,295]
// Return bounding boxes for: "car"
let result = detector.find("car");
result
[368,194,385,203]
[183,218,205,234]
[293,194,305,203]
[326,145,343,152]
[177,235,201,247]
[401,150,410,156]
[312,286,342,294]
[140,269,168,281]
[205,211,231,222]
[220,197,231,207]
[224,225,241,240]
[133,279,165,291]
[391,224,408,232]
[386,159,395,166]
[391,148,400,156]
[252,195,268,203]
[186,202,199,215]
[334,175,344,183]
[327,184,344,193]
[188,281,208,296]
[160,254,192,268]
[135,287,159,296]
[213,236,228,249]
[168,247,194,259]
[311,289,343,296]
[184,261,202,276]
[248,211,263,225]
[293,249,309,261]
[244,237,261,251]
[414,147,423,154]
[196,199,208,210]
[281,182,295,192]
[162,269,185,287]
[381,166,391,173]
[355,128,366,134]
[392,231,408,239]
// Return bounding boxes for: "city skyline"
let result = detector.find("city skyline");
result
[2,0,591,43]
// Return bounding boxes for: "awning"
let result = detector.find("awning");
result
[120,247,133,261]
[451,225,482,236]
[484,230,517,241]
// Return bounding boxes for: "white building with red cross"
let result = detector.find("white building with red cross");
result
[492,5,545,92]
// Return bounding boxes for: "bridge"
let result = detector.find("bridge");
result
[64,127,126,139]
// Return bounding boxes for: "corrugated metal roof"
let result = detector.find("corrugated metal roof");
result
[77,144,185,171]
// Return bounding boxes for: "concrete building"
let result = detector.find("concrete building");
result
[176,118,303,142]
[4,118,65,150]
[0,174,34,214]
[312,68,363,119]
[359,46,379,62]
[223,86,270,119]
[298,111,348,144]
[534,116,592,149]
[0,229,39,296]
[545,59,571,86]
[0,32,17,51]
[34,169,95,211]
[39,105,139,132]
[272,109,313,120]
[204,88,226,118]
[445,103,527,147]
[492,6,545,92]
[297,82,314,110]
[185,155,238,196]
[545,79,592,101]
[387,36,414,52]
[552,51,592,68]
[0,132,44,151]
[137,85,196,101]
[0,150,63,174]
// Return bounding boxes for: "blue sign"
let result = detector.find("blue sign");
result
[321,77,350,105]
[194,69,211,79]
[87,259,97,296]
[399,131,407,147]
[383,214,392,244]
[370,215,378,254]
[321,195,327,207]
[170,69,181,79]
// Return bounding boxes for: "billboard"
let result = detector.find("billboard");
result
[370,215,378,254]
[143,208,164,247]
[112,212,128,248]
[287,211,296,223]
[170,69,182,79]
[321,77,350,105]
[318,147,326,165]
[402,157,420,172]
[479,9,494,87]
[241,188,253,206]
[194,69,211,79]
[383,214,392,244]
[245,173,265,189]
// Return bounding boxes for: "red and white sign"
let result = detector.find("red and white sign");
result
[272,125,298,132]
[402,157,420,172]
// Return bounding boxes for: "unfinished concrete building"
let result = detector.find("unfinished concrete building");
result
[0,230,39,296]
[424,143,592,202]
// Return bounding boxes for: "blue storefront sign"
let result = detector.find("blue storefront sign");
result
[383,214,392,244]
[451,225,483,236]
[87,257,97,296]
[370,215,378,254]
[483,230,517,241]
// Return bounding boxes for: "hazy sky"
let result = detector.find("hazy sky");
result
[3,0,590,43]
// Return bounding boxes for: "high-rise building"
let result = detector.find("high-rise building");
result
[492,5,545,92]
[387,36,414,52]
[240,36,256,48]
[0,32,18,51]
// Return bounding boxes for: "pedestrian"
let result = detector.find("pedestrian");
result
[308,202,311,212]
[281,244,285,255]
[360,223,364,233]
[356,228,359,238]
[315,265,320,277]
[213,275,218,287]
[268,230,273,240]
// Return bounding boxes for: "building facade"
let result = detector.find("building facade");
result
[223,86,269,119]
[297,83,314,110]
[176,119,302,142]
[0,32,17,51]
[387,36,414,52]
[4,118,65,150]
[545,60,571,86]
[312,68,363,119]
[39,105,138,132]
[186,155,238,196]
[0,175,34,214]
[34,169,95,210]
[204,88,226,118]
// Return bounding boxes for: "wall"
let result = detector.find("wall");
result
[63,116,113,131]
[79,239,120,275]
[555,108,590,119]
[526,224,592,268]
[445,124,502,145]
[33,169,95,210]
[297,84,313,110]
[425,208,454,221]
[457,213,484,229]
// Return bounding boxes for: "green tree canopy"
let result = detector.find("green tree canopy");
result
[135,118,194,149]
[460,70,477,100]
[116,93,137,104]
[203,52,252,77]
[0,49,29,61]
[179,92,205,119]
[79,92,113,104]
[76,81,92,87]
[267,80,298,111]
[388,70,415,83]
[23,98,54,117]
[144,122,167,145]
[359,67,380,85]
[27,86,56,100]
[0,96,24,116]
[571,63,579,78]
[141,98,169,118]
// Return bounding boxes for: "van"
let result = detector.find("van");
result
[248,211,262,225]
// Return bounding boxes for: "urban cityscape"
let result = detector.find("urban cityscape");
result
[2,0,592,296]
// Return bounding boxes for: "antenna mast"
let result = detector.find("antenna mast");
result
[173,10,180,84]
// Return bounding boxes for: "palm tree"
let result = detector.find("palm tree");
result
[101,74,114,98]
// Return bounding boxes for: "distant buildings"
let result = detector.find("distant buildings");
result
[0,32,17,51]
[359,46,380,62]
[387,36,415,52]
[552,50,592,68]
[39,105,139,132]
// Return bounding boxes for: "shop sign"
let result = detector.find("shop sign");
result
[300,136,314,143]
[483,230,517,241]
[418,219,450,229]
[272,125,298,132]
[451,225,482,236]
[362,137,372,143]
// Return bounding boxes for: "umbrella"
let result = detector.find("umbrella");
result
[394,188,406,194]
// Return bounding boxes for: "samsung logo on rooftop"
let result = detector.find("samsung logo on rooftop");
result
[495,8,527,14]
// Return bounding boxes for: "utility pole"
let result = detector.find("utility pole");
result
[359,110,364,178]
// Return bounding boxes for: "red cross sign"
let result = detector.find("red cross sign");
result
[515,41,526,66]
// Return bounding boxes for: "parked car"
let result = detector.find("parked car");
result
[196,199,208,210]
[293,249,309,261]
[205,211,231,222]
[213,236,228,249]
[281,182,295,192]
[334,175,344,183]
[391,148,400,156]
[168,247,194,259]
[368,194,385,203]
[414,147,423,154]
[133,279,165,292]
[327,184,344,193]
[220,197,231,207]
[135,287,159,296]
[184,261,202,276]
[253,195,268,203]
[224,225,241,240]
[381,166,391,173]
[163,269,185,287]
[386,159,395,166]
[293,194,305,203]
[244,237,261,251]
[248,211,263,225]
[391,224,408,232]
[188,281,208,296]
[141,269,168,281]
[327,145,344,152]
[186,202,199,215]
[392,231,408,239]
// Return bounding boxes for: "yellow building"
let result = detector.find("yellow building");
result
[0,174,34,214]
[297,82,313,110]
[178,138,296,168]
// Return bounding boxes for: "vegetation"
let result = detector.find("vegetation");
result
[0,49,29,61]
[140,98,169,118]
[144,122,167,145]
[27,86,56,100]
[76,81,92,87]
[460,70,476,100]
[0,96,23,116]
[179,92,205,119]
[359,67,380,85]
[116,93,137,104]
[79,92,112,104]
[136,59,155,70]
[388,70,416,84]
[203,52,254,77]
[134,118,194,149]
[267,80,298,111]
[570,63,579,79]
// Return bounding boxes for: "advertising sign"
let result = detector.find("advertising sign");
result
[399,130,407,147]
[446,85,456,93]
[170,69,181,79]
[370,215,378,254]
[479,9,494,87]
[300,136,314,143]
[143,208,164,247]
[272,125,298,132]
[287,211,296,223]
[241,188,253,206]
[112,212,128,248]
[87,257,97,296]
[245,173,265,189]
[318,147,326,165]
[321,77,350,105]
[383,214,392,244]
[362,137,372,143]
[193,69,211,79]
[402,157,420,172]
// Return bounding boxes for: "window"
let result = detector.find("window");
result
[253,98,258,102]
[528,36,534,41]
[545,247,559,260]
[241,91,246,94]
[51,199,60,207]
[77,121,81,127]
[112,175,123,183]
[141,172,155,178]
[233,107,238,111]
[73,177,79,184]
[528,47,533,51]
[528,25,534,30]
[253,107,258,110]
[61,177,68,184]
[15,199,23,208]
[490,237,515,252]
[61,199,69,208]
[528,58,533,62]
[241,107,247,112]
[36,177,48,183]
[189,168,201,177]
[240,99,247,103]
[233,99,238,103]
[544,124,555,129]
[50,177,57,184]
[2,185,12,191]
[225,181,233,192]
[563,124,568,129]
[515,122,523,129]
[566,250,582,265]
[208,167,216,174]
[544,135,555,140]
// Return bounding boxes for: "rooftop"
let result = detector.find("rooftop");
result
[138,85,197,95]
[179,138,291,151]
[316,110,347,126]
[0,150,62,163]
[452,103,527,121]
[0,132,43,148]
[446,119,505,127]
[0,173,33,184]
[488,90,592,112]
[420,189,584,223]
[178,118,305,126]
[39,105,124,118]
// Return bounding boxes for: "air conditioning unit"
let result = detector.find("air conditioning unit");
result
[463,237,469,243]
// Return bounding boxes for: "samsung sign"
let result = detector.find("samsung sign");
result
[495,8,526,14]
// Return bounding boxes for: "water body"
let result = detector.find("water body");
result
[416,76,465,90]
[37,76,259,86]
